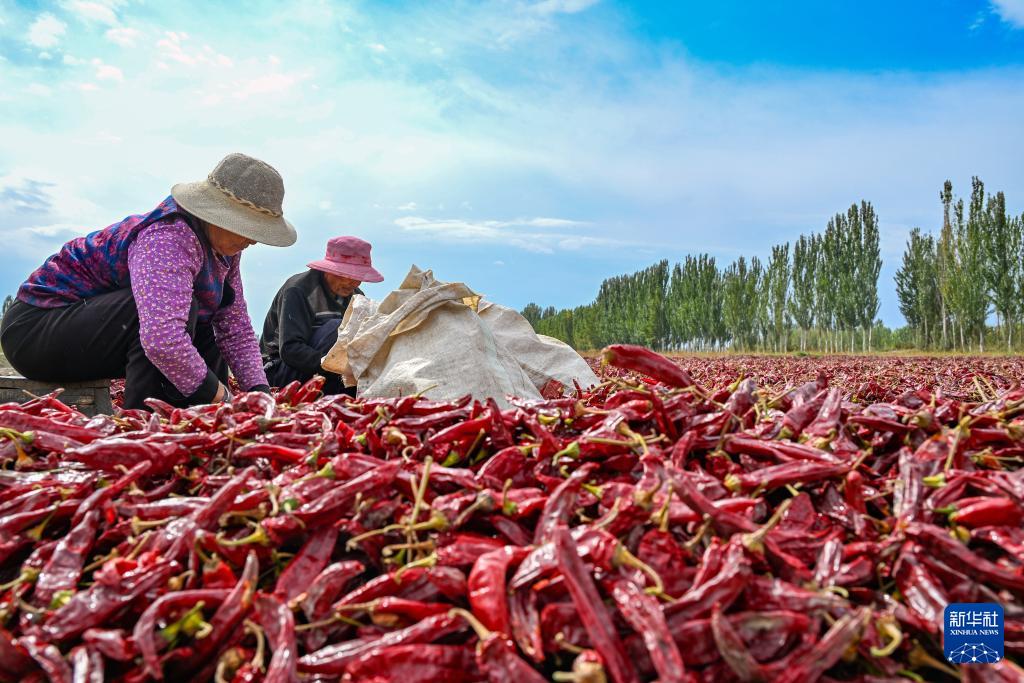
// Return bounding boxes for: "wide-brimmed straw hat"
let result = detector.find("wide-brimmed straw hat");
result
[171,153,297,247]
[307,236,384,282]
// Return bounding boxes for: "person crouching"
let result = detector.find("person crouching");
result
[260,236,383,395]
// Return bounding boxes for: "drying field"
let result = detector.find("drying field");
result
[0,350,1022,681]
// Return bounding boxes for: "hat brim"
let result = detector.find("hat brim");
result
[307,259,384,283]
[171,181,297,247]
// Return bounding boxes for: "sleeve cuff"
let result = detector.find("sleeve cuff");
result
[184,369,221,404]
[249,384,272,394]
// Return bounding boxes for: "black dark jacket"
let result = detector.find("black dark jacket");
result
[259,270,362,375]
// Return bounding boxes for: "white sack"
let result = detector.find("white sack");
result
[322,265,598,407]
[476,301,599,393]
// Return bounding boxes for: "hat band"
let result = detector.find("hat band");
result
[207,174,283,218]
[327,253,371,265]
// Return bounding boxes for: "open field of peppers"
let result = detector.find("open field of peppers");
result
[2,349,1024,682]
[586,353,1024,403]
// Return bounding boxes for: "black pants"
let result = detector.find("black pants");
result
[265,318,352,396]
[0,290,227,410]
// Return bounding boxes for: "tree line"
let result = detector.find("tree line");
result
[896,178,1023,352]
[523,200,883,353]
[524,178,1023,353]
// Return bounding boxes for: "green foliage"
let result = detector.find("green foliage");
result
[896,177,1022,352]
[521,177,1022,353]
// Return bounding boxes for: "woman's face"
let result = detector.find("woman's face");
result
[323,273,361,297]
[205,222,257,257]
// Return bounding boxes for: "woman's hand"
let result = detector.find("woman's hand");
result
[213,382,232,403]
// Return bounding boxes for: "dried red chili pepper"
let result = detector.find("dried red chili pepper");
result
[608,578,689,682]
[297,612,468,675]
[19,635,72,683]
[772,609,869,683]
[553,525,639,683]
[341,643,477,682]
[450,608,548,683]
[81,628,136,662]
[468,546,531,636]
[32,508,100,608]
[534,463,597,544]
[41,553,178,643]
[601,344,696,389]
[509,585,545,664]
[253,593,298,683]
[948,497,1023,528]
[709,603,764,682]
[273,527,338,602]
[134,589,229,679]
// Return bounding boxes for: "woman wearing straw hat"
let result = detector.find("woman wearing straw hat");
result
[260,236,383,395]
[0,153,296,410]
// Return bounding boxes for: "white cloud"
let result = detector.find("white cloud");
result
[523,217,588,228]
[27,14,66,49]
[394,215,627,254]
[63,54,85,65]
[92,59,124,81]
[229,72,307,102]
[105,26,140,47]
[991,0,1024,27]
[369,43,387,53]
[156,31,233,67]
[78,83,99,92]
[26,84,53,96]
[63,0,119,25]
[397,202,418,211]
[530,0,600,16]
[494,260,505,266]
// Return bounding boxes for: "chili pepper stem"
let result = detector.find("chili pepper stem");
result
[382,541,434,557]
[243,619,267,673]
[295,614,342,633]
[614,545,668,599]
[869,616,903,658]
[217,523,271,547]
[82,549,120,574]
[347,515,448,551]
[448,607,492,641]
[942,417,971,472]
[908,643,959,678]
[407,455,434,553]
[742,496,793,554]
[453,493,493,528]
[652,490,672,533]
[553,632,587,655]
[130,516,175,535]
[685,517,711,551]
[394,552,438,580]
[214,647,247,683]
[0,567,39,592]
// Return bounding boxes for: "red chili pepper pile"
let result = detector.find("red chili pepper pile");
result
[2,346,1024,682]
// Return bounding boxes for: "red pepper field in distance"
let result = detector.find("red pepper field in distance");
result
[2,348,1024,682]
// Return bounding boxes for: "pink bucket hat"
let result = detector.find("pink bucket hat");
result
[307,236,384,283]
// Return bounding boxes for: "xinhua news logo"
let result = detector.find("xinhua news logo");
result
[943,603,1004,665]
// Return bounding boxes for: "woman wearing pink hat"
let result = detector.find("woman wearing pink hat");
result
[260,236,383,394]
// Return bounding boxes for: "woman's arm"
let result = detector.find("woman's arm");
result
[212,258,270,391]
[127,221,221,403]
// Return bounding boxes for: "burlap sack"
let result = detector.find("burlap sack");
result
[321,266,598,407]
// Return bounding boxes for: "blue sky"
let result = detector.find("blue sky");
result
[1,0,1022,328]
